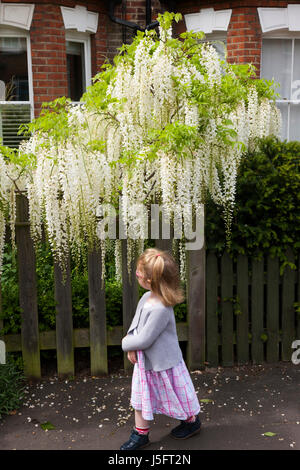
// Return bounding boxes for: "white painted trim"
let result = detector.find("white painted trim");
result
[262,29,300,39]
[184,8,232,34]
[287,5,300,31]
[0,26,34,115]
[26,34,34,119]
[260,37,300,141]
[258,6,300,33]
[0,3,34,31]
[61,5,98,34]
[66,31,92,93]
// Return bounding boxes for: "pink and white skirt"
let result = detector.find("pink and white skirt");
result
[130,350,201,421]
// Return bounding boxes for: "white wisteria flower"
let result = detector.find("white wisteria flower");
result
[0,12,281,282]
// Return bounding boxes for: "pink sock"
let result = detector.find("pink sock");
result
[135,425,150,435]
[185,415,196,423]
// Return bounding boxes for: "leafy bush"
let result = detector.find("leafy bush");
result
[205,136,300,271]
[0,356,25,419]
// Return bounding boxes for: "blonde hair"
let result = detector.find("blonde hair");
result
[137,248,185,307]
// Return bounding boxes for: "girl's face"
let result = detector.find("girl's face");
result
[136,263,151,290]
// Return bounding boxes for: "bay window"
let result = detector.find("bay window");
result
[261,36,300,141]
[66,32,91,102]
[0,27,33,148]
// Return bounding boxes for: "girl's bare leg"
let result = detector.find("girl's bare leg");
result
[135,409,150,432]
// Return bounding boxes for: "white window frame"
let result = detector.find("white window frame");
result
[65,31,92,102]
[0,25,34,118]
[260,29,300,141]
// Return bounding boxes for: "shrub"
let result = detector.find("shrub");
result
[0,356,25,419]
[205,136,300,271]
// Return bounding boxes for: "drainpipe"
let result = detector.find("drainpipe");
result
[107,0,159,32]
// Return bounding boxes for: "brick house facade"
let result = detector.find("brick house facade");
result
[1,0,300,145]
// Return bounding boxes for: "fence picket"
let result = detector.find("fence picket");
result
[221,251,234,366]
[282,248,296,361]
[266,255,279,362]
[0,283,3,339]
[298,255,300,340]
[186,243,206,369]
[206,251,218,367]
[251,257,264,363]
[155,208,173,254]
[54,255,74,377]
[122,239,139,371]
[15,194,41,378]
[236,254,249,364]
[88,248,108,375]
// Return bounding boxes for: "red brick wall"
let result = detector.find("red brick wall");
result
[30,4,68,116]
[105,0,165,63]
[227,7,261,72]
[174,1,300,76]
[4,0,299,116]
[2,0,109,116]
[2,0,173,115]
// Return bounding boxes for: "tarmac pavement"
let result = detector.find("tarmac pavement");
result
[0,361,299,452]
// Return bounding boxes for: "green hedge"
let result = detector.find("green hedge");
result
[0,356,25,419]
[205,136,300,270]
[0,136,299,335]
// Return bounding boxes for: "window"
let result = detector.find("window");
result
[0,37,29,100]
[66,33,91,102]
[184,8,230,63]
[261,36,300,141]
[0,27,33,148]
[203,32,227,63]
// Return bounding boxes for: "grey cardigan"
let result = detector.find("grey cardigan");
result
[121,291,183,371]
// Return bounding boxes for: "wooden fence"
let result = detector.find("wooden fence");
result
[0,195,299,378]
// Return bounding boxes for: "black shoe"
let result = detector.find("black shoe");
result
[170,420,186,434]
[170,415,201,440]
[120,429,150,450]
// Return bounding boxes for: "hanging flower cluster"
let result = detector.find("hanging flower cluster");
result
[0,145,28,274]
[0,12,281,283]
[0,153,10,274]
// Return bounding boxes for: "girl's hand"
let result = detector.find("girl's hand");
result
[127,350,137,364]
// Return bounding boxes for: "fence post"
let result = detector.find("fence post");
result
[15,193,41,378]
[282,247,296,361]
[221,251,234,366]
[122,239,138,371]
[54,254,74,377]
[186,208,206,370]
[0,282,3,338]
[88,247,108,375]
[155,207,173,254]
[236,254,249,364]
[0,282,4,361]
[297,254,300,341]
[251,256,264,364]
[206,250,219,367]
[266,255,279,362]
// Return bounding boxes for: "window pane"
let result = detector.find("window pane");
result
[0,37,29,101]
[210,40,227,62]
[261,39,292,99]
[292,39,300,100]
[290,103,300,141]
[276,102,289,141]
[0,103,31,147]
[66,41,85,102]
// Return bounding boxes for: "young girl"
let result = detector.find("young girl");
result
[120,248,201,450]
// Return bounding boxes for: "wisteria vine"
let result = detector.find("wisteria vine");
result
[0,12,281,283]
